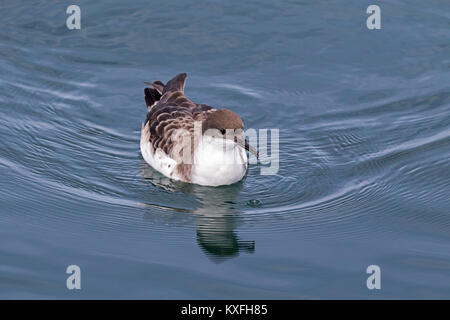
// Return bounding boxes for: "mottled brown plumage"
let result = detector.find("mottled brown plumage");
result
[141,73,255,185]
[144,73,215,151]
[142,73,216,180]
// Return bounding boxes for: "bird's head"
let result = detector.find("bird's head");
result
[202,109,258,158]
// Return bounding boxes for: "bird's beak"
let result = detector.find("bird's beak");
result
[235,137,258,158]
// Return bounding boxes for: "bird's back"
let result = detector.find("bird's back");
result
[143,73,215,155]
[141,73,216,182]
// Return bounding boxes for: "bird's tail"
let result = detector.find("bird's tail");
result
[144,80,165,109]
[144,73,187,109]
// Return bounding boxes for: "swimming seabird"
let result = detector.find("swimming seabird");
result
[140,73,258,186]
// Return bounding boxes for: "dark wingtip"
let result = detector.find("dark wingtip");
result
[173,73,187,86]
[163,73,188,94]
[144,80,165,94]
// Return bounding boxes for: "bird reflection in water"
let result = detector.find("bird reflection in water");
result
[139,161,255,262]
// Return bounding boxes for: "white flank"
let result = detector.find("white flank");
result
[140,126,181,181]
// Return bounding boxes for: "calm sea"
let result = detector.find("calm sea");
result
[0,0,449,298]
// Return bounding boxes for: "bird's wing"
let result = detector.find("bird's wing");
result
[143,74,216,157]
[144,104,194,156]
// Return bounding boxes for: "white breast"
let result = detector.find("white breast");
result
[191,136,248,186]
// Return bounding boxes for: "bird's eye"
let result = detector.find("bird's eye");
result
[220,129,226,135]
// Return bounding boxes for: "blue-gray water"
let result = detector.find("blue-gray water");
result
[1,0,449,299]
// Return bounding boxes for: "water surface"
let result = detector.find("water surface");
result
[0,0,449,298]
